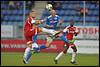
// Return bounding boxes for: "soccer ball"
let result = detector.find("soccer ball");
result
[46,4,53,11]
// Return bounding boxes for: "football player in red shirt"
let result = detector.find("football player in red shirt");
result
[54,19,79,64]
[23,10,42,64]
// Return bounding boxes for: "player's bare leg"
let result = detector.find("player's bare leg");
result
[70,45,77,64]
[23,41,33,64]
[45,36,53,48]
[54,45,69,64]
[37,28,72,52]
[41,27,71,44]
[36,28,59,49]
[34,35,53,51]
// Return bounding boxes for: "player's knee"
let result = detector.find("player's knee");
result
[63,49,68,54]
[45,43,50,48]
[27,41,33,48]
[71,45,77,52]
[46,37,53,43]
[63,48,68,54]
[63,50,67,54]
[28,44,32,48]
[73,48,77,52]
[45,45,50,48]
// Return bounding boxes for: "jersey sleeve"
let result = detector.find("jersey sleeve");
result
[57,15,60,21]
[57,16,60,25]
[63,26,68,32]
[24,17,35,36]
[74,27,80,36]
[75,27,80,34]
[46,17,49,25]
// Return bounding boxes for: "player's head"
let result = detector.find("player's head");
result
[70,19,74,27]
[29,9,37,18]
[50,10,56,17]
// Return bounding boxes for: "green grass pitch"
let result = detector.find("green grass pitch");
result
[1,52,99,66]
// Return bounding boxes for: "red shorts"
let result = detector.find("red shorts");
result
[24,27,40,44]
[65,42,75,48]
[25,35,33,43]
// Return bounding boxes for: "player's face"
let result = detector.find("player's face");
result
[51,10,56,17]
[70,21,74,26]
[31,11,37,17]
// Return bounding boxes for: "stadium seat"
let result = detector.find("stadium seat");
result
[2,10,7,15]
[1,1,99,26]
[18,10,23,15]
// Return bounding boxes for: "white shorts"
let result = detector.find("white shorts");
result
[32,42,39,48]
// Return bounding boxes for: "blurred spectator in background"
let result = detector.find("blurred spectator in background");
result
[54,1,62,10]
[91,1,99,7]
[96,16,99,22]
[26,1,34,9]
[8,1,15,9]
[9,1,24,9]
[75,3,89,16]
[1,14,4,23]
[75,4,81,16]
[80,7,88,16]
[15,1,23,9]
